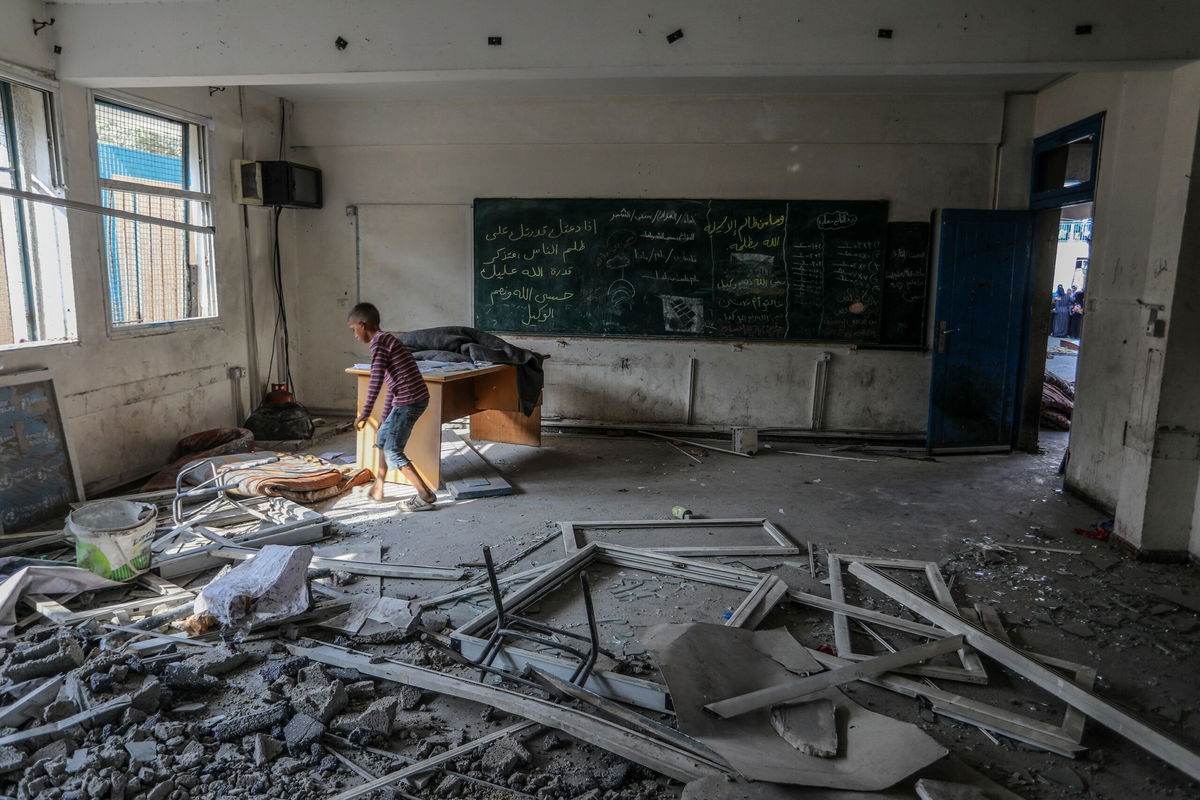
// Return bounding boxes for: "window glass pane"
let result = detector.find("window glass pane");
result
[96,102,185,188]
[1036,136,1095,193]
[0,81,74,347]
[95,99,215,327]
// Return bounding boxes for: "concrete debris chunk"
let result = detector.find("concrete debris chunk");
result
[65,748,90,774]
[346,680,375,700]
[4,638,85,682]
[479,736,532,780]
[196,647,255,676]
[161,662,220,694]
[41,698,80,723]
[212,701,290,742]
[334,695,398,736]
[254,733,284,766]
[292,679,348,724]
[283,713,326,754]
[130,675,162,713]
[397,684,423,710]
[124,740,158,765]
[176,740,206,769]
[260,655,309,684]
[0,745,27,775]
[29,738,72,764]
[770,698,838,757]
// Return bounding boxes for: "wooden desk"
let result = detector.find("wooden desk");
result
[346,364,542,489]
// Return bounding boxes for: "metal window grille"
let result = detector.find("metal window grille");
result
[96,100,215,326]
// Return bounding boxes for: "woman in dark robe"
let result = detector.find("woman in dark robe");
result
[1068,289,1085,339]
[1050,285,1071,337]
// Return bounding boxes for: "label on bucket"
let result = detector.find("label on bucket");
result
[69,500,156,582]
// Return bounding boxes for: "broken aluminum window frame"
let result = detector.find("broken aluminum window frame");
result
[151,498,330,579]
[849,561,1200,783]
[806,646,1089,758]
[966,602,1093,745]
[827,554,987,684]
[447,542,788,712]
[559,518,799,558]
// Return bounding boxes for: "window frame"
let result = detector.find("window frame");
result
[1029,112,1105,211]
[89,89,219,337]
[0,65,74,350]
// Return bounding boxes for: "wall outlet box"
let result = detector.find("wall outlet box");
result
[1146,307,1167,337]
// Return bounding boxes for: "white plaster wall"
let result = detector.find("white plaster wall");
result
[287,92,1001,431]
[0,17,281,494]
[1039,72,1162,514]
[0,0,57,74]
[1043,65,1200,551]
[49,1,1200,88]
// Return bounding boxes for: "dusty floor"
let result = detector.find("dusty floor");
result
[293,425,1200,799]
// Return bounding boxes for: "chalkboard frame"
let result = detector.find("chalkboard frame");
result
[472,197,919,345]
[0,368,85,532]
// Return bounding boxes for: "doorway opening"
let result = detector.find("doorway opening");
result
[1025,112,1103,458]
[1041,203,1091,435]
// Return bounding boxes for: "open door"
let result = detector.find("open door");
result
[927,210,1035,453]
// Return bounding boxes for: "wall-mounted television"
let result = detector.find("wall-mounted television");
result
[233,160,323,209]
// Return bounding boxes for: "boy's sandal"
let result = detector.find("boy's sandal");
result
[399,495,435,512]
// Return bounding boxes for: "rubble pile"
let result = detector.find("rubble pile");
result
[2,486,1198,800]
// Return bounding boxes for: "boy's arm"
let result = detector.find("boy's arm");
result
[357,343,386,425]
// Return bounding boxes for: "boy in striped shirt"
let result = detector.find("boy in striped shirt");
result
[349,302,438,511]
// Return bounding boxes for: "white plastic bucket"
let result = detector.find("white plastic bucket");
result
[69,500,156,582]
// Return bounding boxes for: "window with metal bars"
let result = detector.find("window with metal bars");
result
[0,77,74,347]
[95,98,216,327]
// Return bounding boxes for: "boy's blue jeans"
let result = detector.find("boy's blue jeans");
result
[374,399,429,470]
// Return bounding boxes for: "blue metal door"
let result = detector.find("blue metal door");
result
[927,210,1035,452]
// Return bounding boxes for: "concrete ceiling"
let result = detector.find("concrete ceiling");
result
[255,72,1066,104]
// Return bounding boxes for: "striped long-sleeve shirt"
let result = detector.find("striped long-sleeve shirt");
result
[360,330,429,421]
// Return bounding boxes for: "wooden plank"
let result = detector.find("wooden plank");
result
[704,635,964,719]
[292,642,721,783]
[441,432,514,499]
[848,562,1200,782]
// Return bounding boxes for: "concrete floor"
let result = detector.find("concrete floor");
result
[302,425,1200,799]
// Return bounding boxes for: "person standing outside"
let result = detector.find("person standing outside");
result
[348,302,438,511]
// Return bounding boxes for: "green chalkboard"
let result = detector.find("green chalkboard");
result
[881,221,932,348]
[473,198,897,342]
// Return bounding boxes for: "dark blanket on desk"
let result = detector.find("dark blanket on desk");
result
[397,326,544,416]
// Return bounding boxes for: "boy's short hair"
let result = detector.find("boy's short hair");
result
[348,302,381,327]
